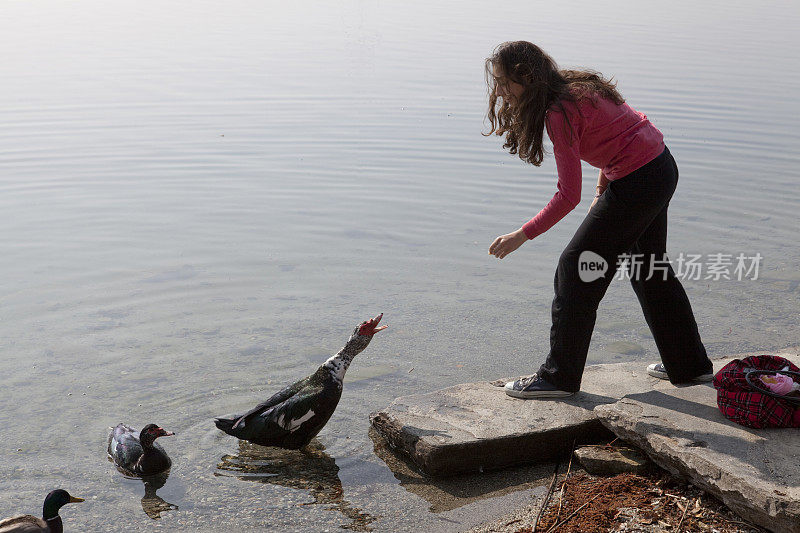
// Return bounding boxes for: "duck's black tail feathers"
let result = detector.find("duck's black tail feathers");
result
[214,417,238,435]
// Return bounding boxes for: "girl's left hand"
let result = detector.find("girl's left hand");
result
[488,229,528,259]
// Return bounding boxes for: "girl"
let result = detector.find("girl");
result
[485,41,714,399]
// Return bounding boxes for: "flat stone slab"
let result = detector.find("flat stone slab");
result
[595,350,800,533]
[370,361,663,476]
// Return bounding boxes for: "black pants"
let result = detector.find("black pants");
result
[537,146,713,392]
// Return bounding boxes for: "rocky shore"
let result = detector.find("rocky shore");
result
[370,348,800,532]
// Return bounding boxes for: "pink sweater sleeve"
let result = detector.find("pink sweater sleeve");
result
[521,109,582,239]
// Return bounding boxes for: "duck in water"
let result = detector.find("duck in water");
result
[215,313,387,449]
[0,489,83,533]
[107,423,175,476]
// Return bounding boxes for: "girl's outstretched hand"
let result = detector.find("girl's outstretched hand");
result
[488,229,528,259]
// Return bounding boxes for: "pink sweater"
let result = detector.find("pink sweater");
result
[521,95,665,239]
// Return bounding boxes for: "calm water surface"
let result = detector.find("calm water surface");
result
[1,1,798,531]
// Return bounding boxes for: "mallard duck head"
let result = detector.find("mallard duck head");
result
[43,489,83,520]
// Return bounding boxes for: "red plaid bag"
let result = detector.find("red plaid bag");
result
[713,355,800,429]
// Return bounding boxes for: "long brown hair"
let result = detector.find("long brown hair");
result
[484,41,625,166]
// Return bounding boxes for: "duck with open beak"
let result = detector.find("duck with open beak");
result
[215,313,388,449]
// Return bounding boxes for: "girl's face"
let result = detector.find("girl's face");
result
[492,64,525,105]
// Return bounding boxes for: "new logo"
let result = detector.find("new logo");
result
[578,251,607,282]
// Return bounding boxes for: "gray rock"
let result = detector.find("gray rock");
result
[370,361,659,476]
[594,353,800,533]
[574,445,653,475]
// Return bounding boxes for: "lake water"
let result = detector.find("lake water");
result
[1,0,798,531]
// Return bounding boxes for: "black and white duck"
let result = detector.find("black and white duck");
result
[0,489,83,533]
[214,313,387,449]
[107,423,175,476]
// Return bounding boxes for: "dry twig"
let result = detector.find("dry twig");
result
[676,496,694,530]
[532,462,560,532]
[553,439,576,525]
[544,493,601,532]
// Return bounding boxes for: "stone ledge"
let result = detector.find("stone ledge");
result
[370,361,660,476]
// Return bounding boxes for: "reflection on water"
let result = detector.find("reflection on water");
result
[215,440,377,531]
[108,460,179,520]
[140,473,179,520]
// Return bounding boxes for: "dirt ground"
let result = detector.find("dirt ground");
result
[473,467,769,533]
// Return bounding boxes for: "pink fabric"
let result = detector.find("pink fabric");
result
[521,95,665,239]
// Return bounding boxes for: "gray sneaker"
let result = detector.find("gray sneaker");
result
[647,363,714,382]
[504,373,575,399]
